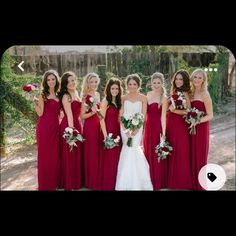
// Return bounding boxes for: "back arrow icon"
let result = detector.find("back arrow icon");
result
[18,61,24,71]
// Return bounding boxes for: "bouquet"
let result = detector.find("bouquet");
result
[63,127,85,152]
[184,108,204,135]
[104,133,120,149]
[155,139,173,163]
[170,91,187,110]
[84,95,104,120]
[120,113,144,147]
[23,83,40,101]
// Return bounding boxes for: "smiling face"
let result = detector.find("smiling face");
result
[46,74,57,88]
[88,76,99,91]
[174,73,184,88]
[192,72,204,88]
[127,79,139,93]
[110,84,119,97]
[151,78,162,92]
[67,75,77,90]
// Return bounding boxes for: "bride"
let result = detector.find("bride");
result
[115,74,153,190]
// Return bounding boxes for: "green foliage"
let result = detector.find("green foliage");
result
[1,51,40,146]
[96,65,108,99]
[176,58,190,71]
[207,63,220,113]
[0,50,16,76]
[128,57,150,75]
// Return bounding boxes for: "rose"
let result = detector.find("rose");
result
[175,100,182,106]
[73,130,79,136]
[65,127,73,134]
[172,94,178,100]
[23,85,32,92]
[162,147,169,152]
[131,118,139,126]
[114,136,120,143]
[191,112,197,118]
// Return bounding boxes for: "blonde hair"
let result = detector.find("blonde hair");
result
[151,72,167,108]
[80,72,100,98]
[190,69,208,98]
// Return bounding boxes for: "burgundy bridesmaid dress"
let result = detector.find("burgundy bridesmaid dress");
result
[99,106,121,190]
[190,100,209,190]
[83,103,101,190]
[36,99,60,190]
[60,100,83,190]
[143,103,168,190]
[166,105,192,190]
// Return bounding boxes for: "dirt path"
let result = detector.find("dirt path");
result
[1,98,235,191]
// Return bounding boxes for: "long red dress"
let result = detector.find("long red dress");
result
[143,103,168,190]
[60,100,83,190]
[83,104,101,190]
[99,106,121,190]
[36,99,60,191]
[190,100,209,190]
[166,107,192,190]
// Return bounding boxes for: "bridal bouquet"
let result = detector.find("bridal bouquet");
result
[84,95,104,120]
[184,107,204,135]
[23,83,40,101]
[104,133,120,149]
[120,113,144,147]
[63,127,85,152]
[155,139,173,163]
[170,91,187,110]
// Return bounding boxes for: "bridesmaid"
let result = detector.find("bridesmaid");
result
[166,69,192,190]
[189,69,213,190]
[99,77,123,190]
[143,72,168,190]
[59,71,83,190]
[81,72,101,190]
[35,70,60,191]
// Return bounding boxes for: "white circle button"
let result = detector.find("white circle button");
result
[198,163,226,190]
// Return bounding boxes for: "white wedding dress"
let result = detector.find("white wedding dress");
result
[115,100,153,190]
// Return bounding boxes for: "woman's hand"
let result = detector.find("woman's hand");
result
[160,134,166,143]
[131,128,139,137]
[91,106,97,113]
[169,104,175,112]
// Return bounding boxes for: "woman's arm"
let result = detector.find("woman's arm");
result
[62,95,74,128]
[100,99,108,139]
[34,94,44,117]
[200,92,214,123]
[161,96,168,139]
[142,94,147,119]
[120,96,125,130]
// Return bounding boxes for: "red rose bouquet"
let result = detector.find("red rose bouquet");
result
[63,127,85,152]
[155,139,173,163]
[170,91,187,110]
[184,108,204,135]
[84,95,104,120]
[23,83,40,101]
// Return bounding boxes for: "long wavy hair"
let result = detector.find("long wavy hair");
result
[41,70,60,101]
[58,71,77,103]
[190,69,208,98]
[80,72,100,99]
[170,69,190,95]
[104,77,123,110]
